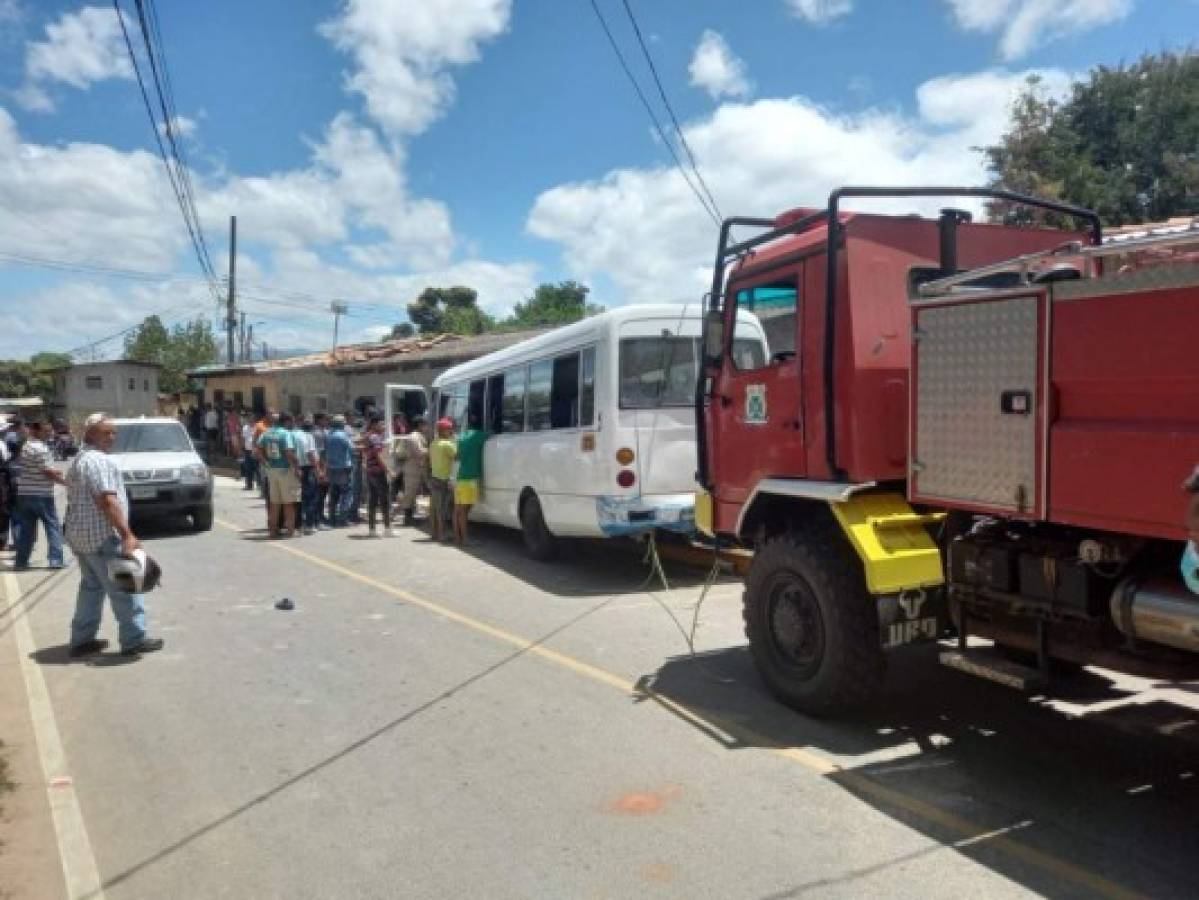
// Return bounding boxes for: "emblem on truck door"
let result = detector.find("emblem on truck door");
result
[745,384,767,424]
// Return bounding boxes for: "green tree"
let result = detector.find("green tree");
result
[406,286,495,335]
[986,52,1199,226]
[123,316,218,393]
[389,323,416,339]
[506,281,602,328]
[0,352,71,399]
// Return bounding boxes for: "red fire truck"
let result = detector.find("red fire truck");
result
[695,187,1199,715]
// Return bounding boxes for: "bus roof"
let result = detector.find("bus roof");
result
[432,303,705,388]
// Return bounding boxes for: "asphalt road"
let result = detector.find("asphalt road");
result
[5,476,1199,899]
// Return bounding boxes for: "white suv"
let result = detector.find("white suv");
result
[110,417,214,531]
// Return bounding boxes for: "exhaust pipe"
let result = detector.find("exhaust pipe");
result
[1111,579,1199,653]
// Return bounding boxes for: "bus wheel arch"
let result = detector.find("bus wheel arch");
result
[519,488,559,561]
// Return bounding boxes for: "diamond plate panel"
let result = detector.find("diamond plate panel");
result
[914,295,1039,511]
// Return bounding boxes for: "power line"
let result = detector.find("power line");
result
[112,0,218,300]
[63,301,205,356]
[618,0,723,222]
[134,0,215,282]
[584,0,721,228]
[0,248,218,284]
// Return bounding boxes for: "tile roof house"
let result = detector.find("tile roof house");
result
[187,330,547,418]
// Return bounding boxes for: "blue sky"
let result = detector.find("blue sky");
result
[0,0,1195,359]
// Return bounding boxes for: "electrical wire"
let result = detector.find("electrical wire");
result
[112,0,218,301]
[585,0,721,228]
[134,0,215,281]
[0,249,218,284]
[618,0,723,223]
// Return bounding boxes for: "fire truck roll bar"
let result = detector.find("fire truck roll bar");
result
[696,187,1101,489]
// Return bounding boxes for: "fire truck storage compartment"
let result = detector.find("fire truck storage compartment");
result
[1046,269,1199,542]
[911,291,1045,517]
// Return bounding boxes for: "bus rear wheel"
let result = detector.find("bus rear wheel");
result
[520,492,558,561]
[743,528,884,717]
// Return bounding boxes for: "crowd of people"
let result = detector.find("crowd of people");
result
[234,407,487,545]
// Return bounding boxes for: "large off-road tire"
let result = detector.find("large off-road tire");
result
[191,504,214,532]
[520,492,558,561]
[743,527,884,716]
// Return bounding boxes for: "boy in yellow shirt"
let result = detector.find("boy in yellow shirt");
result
[428,418,457,542]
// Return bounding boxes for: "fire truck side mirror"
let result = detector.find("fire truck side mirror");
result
[703,308,725,365]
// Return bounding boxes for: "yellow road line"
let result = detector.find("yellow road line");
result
[2,573,106,900]
[215,518,1143,900]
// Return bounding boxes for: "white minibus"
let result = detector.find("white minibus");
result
[432,304,767,558]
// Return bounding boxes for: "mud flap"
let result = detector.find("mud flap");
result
[828,492,949,649]
[877,586,950,649]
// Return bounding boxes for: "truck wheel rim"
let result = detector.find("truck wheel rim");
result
[766,574,824,678]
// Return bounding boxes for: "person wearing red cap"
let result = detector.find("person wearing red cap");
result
[428,417,457,542]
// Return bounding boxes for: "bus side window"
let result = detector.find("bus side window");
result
[468,379,485,427]
[502,367,527,433]
[528,360,552,431]
[550,352,580,429]
[485,373,505,434]
[580,346,595,426]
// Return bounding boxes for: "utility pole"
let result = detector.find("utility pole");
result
[331,300,348,350]
[247,325,254,361]
[238,311,247,362]
[226,215,237,366]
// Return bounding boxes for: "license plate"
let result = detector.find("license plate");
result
[129,486,158,500]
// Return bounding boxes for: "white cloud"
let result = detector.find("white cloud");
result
[688,30,751,101]
[942,0,1134,60]
[527,68,1070,305]
[318,0,511,138]
[786,0,853,25]
[17,5,132,111]
[0,0,535,358]
[159,114,197,139]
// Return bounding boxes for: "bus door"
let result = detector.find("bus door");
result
[708,267,807,515]
[384,383,428,443]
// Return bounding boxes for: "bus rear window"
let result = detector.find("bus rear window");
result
[619,337,697,409]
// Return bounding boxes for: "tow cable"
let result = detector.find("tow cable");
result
[640,531,735,684]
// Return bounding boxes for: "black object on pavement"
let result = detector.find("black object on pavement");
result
[275,598,295,611]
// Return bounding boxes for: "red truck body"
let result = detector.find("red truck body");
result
[697,187,1199,714]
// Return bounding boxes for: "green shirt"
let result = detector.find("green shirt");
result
[429,437,457,480]
[456,429,485,481]
[258,426,295,470]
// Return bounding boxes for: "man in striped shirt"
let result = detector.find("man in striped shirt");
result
[13,420,67,570]
[63,414,163,657]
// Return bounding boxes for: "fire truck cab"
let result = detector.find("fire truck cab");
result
[696,187,1199,715]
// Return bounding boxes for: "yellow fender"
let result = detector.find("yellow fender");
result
[828,492,945,595]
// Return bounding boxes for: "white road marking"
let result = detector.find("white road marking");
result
[2,573,105,900]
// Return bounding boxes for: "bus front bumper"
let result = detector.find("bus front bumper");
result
[596,494,695,537]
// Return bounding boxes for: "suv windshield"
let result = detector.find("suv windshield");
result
[113,423,193,453]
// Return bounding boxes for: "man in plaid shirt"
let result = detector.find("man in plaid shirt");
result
[63,414,164,658]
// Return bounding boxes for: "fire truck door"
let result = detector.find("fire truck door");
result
[710,271,807,508]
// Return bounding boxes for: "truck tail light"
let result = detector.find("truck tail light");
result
[616,447,635,465]
[617,470,635,488]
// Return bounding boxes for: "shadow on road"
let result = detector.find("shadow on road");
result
[635,646,1199,898]
[443,522,728,599]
